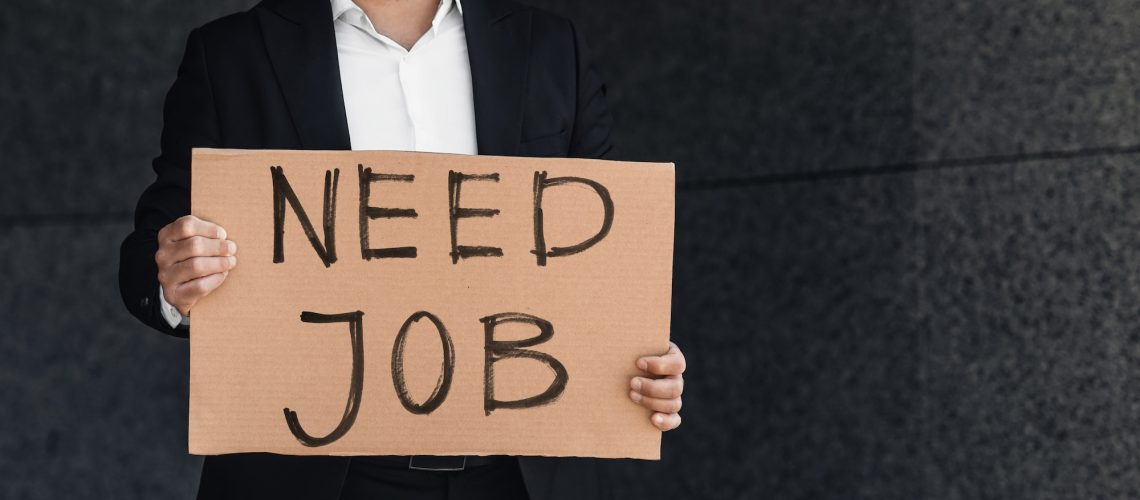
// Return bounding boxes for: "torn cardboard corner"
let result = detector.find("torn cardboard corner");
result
[189,148,675,459]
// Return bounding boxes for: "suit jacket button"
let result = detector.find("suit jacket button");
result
[140,296,150,309]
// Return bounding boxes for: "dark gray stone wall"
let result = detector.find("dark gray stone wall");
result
[3,1,1138,498]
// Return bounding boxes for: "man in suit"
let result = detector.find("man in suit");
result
[119,0,687,498]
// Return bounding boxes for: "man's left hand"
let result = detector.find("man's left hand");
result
[629,341,686,431]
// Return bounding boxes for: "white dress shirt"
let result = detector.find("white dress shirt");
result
[160,0,476,328]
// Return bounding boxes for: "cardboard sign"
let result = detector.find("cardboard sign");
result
[188,148,674,459]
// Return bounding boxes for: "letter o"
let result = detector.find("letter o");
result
[390,311,455,414]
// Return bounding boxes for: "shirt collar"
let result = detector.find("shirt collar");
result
[330,0,356,20]
[331,0,464,28]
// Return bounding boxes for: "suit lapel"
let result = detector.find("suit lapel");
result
[463,0,531,156]
[257,0,352,151]
[255,0,528,154]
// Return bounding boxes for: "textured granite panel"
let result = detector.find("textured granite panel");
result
[14,0,1140,498]
[527,0,916,182]
[607,175,922,499]
[913,0,1140,160]
[0,0,254,217]
[0,224,199,499]
[914,155,1140,499]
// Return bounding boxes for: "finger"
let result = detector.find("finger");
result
[162,236,237,264]
[170,256,236,285]
[651,412,681,432]
[173,271,228,308]
[631,375,683,399]
[628,390,682,414]
[161,215,227,243]
[637,342,686,376]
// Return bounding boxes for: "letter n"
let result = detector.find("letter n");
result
[271,165,339,267]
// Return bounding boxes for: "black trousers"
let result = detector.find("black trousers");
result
[338,457,530,500]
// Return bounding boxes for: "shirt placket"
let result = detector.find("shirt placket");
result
[398,51,418,151]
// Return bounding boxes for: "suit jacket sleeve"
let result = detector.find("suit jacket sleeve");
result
[566,19,615,161]
[119,28,221,338]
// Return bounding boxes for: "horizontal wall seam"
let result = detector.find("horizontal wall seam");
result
[5,143,1140,228]
[678,143,1140,191]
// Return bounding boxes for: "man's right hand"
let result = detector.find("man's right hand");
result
[155,215,237,316]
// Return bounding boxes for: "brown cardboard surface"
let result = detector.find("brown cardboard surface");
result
[188,148,674,459]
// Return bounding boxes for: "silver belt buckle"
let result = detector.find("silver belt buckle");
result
[408,455,467,471]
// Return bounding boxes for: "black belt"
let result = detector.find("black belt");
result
[353,455,509,471]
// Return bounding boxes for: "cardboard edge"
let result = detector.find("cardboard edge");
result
[185,148,672,461]
[191,147,676,170]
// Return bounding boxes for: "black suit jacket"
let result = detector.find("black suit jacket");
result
[118,0,616,498]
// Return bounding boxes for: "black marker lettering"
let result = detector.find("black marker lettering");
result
[448,170,503,264]
[530,171,614,266]
[480,312,568,415]
[283,310,364,447]
[358,164,417,259]
[271,166,339,267]
[390,311,455,414]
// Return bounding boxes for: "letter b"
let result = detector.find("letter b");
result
[480,312,569,415]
